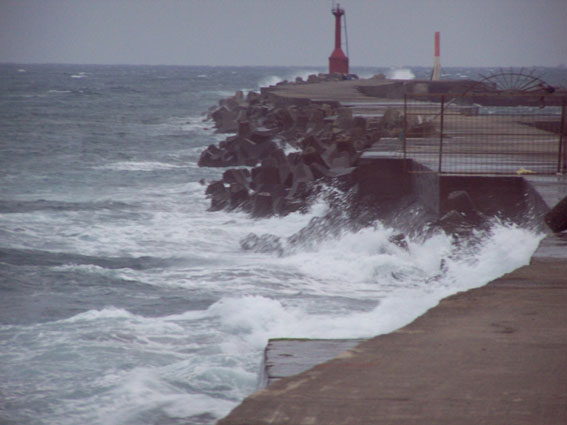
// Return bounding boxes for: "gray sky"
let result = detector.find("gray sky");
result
[1,0,566,67]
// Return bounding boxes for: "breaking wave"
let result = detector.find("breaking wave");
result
[387,68,416,80]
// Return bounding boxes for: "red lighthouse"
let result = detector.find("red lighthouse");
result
[328,4,349,74]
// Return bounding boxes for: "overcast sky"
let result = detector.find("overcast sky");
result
[1,0,566,67]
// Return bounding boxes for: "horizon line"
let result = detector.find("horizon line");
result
[1,61,566,69]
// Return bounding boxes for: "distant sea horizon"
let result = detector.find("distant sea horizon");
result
[3,62,565,85]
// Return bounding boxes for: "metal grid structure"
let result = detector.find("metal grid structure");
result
[402,94,567,175]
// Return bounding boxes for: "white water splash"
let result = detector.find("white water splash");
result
[387,68,416,80]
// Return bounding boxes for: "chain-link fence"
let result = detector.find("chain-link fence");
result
[402,94,567,174]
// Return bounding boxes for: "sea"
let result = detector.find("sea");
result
[1,63,564,425]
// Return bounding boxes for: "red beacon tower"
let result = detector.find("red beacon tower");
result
[328,4,349,74]
[431,31,441,80]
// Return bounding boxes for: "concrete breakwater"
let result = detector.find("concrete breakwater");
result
[198,75,556,239]
[199,75,380,220]
[198,76,567,425]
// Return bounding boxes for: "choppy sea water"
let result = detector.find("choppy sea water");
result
[0,64,560,425]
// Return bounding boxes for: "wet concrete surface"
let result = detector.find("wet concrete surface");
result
[260,339,365,388]
[218,255,567,425]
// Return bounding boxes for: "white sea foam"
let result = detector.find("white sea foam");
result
[210,89,238,98]
[198,223,541,351]
[70,72,88,79]
[61,307,138,323]
[256,69,322,90]
[95,368,236,425]
[55,308,188,341]
[256,75,284,88]
[2,214,541,425]
[387,68,416,80]
[50,263,123,276]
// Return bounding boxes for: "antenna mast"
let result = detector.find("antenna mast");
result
[343,8,349,59]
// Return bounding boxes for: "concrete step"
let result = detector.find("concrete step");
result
[259,338,366,388]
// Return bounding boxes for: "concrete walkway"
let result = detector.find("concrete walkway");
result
[218,253,567,425]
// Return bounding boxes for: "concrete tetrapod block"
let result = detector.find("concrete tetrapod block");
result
[252,166,281,187]
[198,144,225,167]
[211,105,238,133]
[237,120,251,138]
[252,192,274,218]
[301,148,328,169]
[229,183,249,209]
[223,168,251,188]
[300,135,326,154]
[205,181,229,211]
[545,195,567,233]
[289,163,315,199]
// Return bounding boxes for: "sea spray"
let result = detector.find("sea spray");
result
[256,69,324,89]
[387,68,416,80]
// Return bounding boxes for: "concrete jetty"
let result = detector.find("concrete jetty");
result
[218,252,567,425]
[214,77,567,425]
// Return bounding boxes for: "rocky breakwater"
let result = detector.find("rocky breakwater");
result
[197,76,494,240]
[198,76,388,219]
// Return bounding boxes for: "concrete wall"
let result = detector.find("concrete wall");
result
[357,80,478,99]
[355,157,550,229]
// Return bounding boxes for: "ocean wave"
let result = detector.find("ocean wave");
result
[160,115,216,134]
[256,69,323,89]
[70,72,88,79]
[95,161,187,171]
[387,68,416,80]
[48,89,72,95]
[0,247,178,270]
[209,89,237,98]
[0,199,134,214]
[94,367,237,424]
[61,307,138,323]
[197,222,542,347]
[58,308,189,334]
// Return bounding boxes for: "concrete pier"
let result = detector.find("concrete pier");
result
[218,254,567,425]
[216,78,567,425]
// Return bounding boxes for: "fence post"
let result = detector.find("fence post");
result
[403,95,408,166]
[560,97,567,174]
[438,95,445,173]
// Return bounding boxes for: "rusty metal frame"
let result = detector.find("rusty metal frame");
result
[438,95,445,173]
[559,97,566,174]
[402,93,567,175]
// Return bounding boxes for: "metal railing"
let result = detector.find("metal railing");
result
[402,93,567,175]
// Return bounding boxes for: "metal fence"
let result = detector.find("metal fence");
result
[402,93,567,175]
